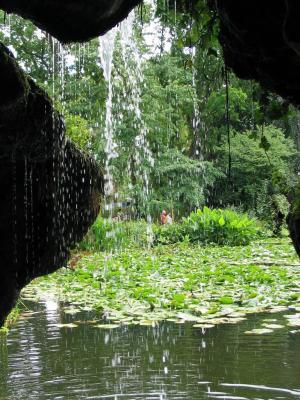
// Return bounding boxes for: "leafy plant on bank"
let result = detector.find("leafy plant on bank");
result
[81,207,262,253]
[0,306,20,335]
[155,207,262,246]
[78,218,151,252]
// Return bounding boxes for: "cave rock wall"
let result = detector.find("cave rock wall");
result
[0,0,141,42]
[0,45,103,327]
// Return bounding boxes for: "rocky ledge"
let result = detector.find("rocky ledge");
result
[0,44,104,327]
[0,0,142,42]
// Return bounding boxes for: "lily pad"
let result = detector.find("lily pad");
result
[261,324,284,329]
[81,306,93,312]
[262,319,278,323]
[226,317,247,324]
[287,321,300,327]
[193,324,215,329]
[228,312,246,318]
[176,312,204,322]
[54,323,78,328]
[244,328,273,335]
[64,308,81,315]
[139,320,157,326]
[268,306,289,313]
[93,324,120,329]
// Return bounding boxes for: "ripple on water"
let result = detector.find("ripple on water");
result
[0,302,300,399]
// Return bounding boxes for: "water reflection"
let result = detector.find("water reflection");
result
[1,301,300,399]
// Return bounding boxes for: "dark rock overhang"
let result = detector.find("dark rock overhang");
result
[209,0,300,257]
[0,44,104,327]
[210,0,300,107]
[0,0,142,42]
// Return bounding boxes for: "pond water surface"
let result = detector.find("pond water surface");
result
[0,301,300,399]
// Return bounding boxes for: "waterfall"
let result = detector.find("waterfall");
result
[99,12,153,216]
[99,9,154,244]
[191,47,203,160]
[99,27,118,199]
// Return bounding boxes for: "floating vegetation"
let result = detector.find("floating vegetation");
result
[287,320,300,327]
[93,324,120,329]
[63,308,82,315]
[261,324,285,329]
[262,319,278,322]
[24,238,300,328]
[54,323,78,329]
[193,324,215,329]
[225,317,247,324]
[244,328,273,335]
[139,320,157,326]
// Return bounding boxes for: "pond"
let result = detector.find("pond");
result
[0,301,300,400]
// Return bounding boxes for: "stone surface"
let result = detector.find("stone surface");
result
[211,0,300,107]
[0,45,103,327]
[0,0,142,42]
[288,213,300,259]
[210,0,300,256]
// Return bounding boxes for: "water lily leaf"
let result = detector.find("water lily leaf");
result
[64,308,81,315]
[212,308,235,318]
[74,320,99,325]
[81,306,93,311]
[228,312,246,318]
[93,324,120,329]
[226,317,246,324]
[268,306,289,313]
[176,312,204,322]
[206,318,228,324]
[262,319,278,323]
[244,328,273,335]
[288,321,300,327]
[262,323,284,329]
[193,324,215,329]
[139,320,157,326]
[106,316,121,321]
[54,323,78,328]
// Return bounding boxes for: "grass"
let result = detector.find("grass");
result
[0,306,21,335]
[22,237,300,326]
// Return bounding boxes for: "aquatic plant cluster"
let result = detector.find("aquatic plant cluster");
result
[79,208,262,252]
[24,238,300,329]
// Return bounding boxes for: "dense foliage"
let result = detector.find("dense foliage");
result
[155,207,261,246]
[1,1,300,230]
[79,207,262,252]
[30,238,300,326]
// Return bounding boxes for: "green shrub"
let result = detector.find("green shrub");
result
[78,217,150,252]
[153,223,186,245]
[184,207,260,245]
[79,208,261,252]
[79,218,128,252]
[155,207,261,246]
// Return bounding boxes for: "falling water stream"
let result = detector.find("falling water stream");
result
[1,300,300,399]
[99,27,118,199]
[99,9,154,243]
